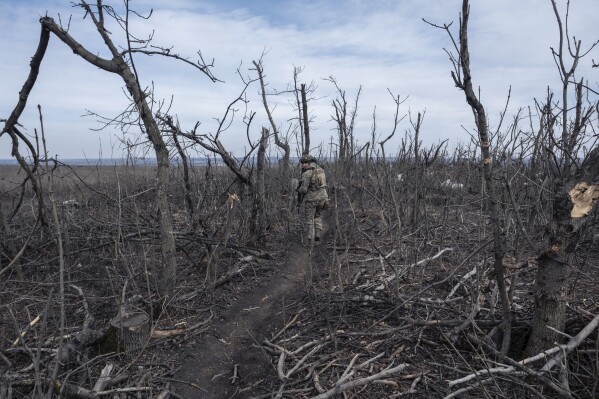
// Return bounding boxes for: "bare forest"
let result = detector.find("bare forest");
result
[2,1,599,398]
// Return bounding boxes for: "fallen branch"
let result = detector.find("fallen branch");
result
[270,309,305,342]
[214,260,255,288]
[92,363,114,392]
[309,363,408,399]
[57,286,103,364]
[151,311,214,339]
[446,264,479,300]
[378,247,453,288]
[447,334,573,399]
[541,313,599,372]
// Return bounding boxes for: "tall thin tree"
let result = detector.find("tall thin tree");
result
[39,1,218,297]
[427,0,512,353]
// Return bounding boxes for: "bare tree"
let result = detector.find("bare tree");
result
[252,127,269,243]
[326,77,361,162]
[253,59,291,169]
[377,90,407,161]
[288,66,317,157]
[159,71,258,188]
[39,0,217,298]
[1,25,49,229]
[159,71,273,244]
[169,119,195,227]
[409,110,424,226]
[426,0,512,353]
[524,0,599,356]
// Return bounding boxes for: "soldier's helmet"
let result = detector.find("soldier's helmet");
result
[300,154,317,164]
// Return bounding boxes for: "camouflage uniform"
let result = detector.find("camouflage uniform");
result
[297,157,328,242]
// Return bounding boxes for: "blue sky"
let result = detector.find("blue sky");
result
[1,0,598,159]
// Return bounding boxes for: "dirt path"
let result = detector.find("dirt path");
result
[173,230,327,398]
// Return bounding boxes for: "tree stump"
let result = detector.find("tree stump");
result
[104,312,150,356]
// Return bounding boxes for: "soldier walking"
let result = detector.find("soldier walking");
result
[297,154,328,244]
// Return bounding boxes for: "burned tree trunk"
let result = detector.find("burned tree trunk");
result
[524,0,599,356]
[172,126,195,228]
[252,127,269,244]
[526,253,569,355]
[444,0,512,353]
[301,83,310,155]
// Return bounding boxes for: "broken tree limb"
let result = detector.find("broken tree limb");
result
[569,182,599,217]
[378,247,453,288]
[447,334,573,399]
[213,260,254,288]
[11,314,41,347]
[53,286,103,364]
[541,313,599,372]
[92,363,114,392]
[269,309,305,342]
[151,329,187,339]
[308,363,408,399]
[448,366,525,387]
[445,265,478,300]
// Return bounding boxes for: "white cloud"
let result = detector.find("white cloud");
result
[1,0,598,159]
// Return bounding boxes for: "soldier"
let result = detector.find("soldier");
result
[297,154,328,244]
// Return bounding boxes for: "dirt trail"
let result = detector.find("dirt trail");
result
[174,231,326,398]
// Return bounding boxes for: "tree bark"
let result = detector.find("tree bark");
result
[525,253,569,356]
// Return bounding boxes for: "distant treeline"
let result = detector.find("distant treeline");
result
[0,156,350,167]
[0,157,302,167]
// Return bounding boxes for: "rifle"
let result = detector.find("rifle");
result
[296,181,305,213]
